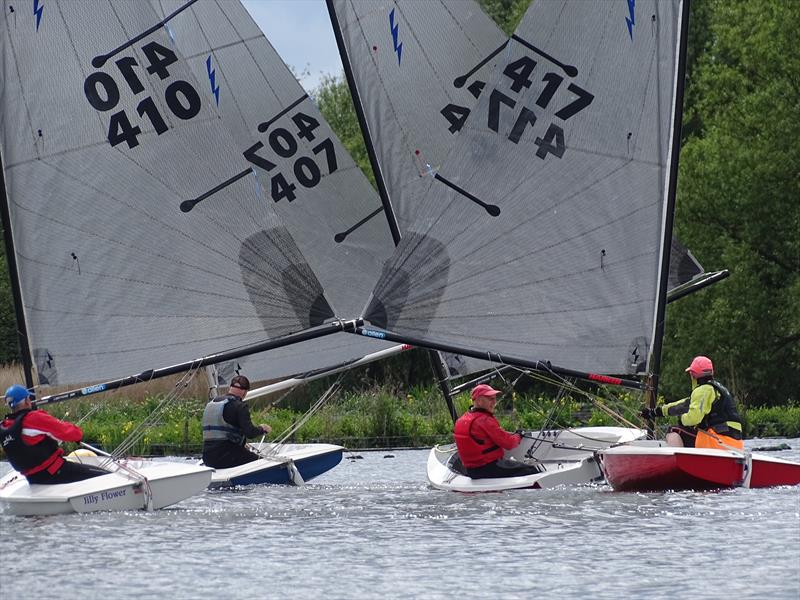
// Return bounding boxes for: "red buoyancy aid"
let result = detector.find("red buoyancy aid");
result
[453,408,521,468]
[0,410,63,475]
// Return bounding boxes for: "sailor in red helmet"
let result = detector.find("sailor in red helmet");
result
[453,384,540,478]
[641,356,744,450]
[0,384,109,484]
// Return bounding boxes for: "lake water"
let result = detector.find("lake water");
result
[2,438,799,599]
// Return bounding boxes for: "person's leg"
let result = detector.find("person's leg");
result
[667,426,696,448]
[27,460,109,485]
[666,432,684,447]
[467,460,540,479]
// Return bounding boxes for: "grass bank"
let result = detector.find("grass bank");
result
[2,381,797,457]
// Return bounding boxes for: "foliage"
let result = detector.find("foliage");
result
[477,0,531,35]
[0,229,20,364]
[313,73,376,188]
[662,0,800,406]
[2,386,796,459]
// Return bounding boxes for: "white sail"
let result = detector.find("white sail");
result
[331,0,699,379]
[329,0,507,235]
[149,0,398,383]
[0,0,353,386]
[360,0,684,376]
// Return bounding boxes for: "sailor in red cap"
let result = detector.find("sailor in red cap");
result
[453,384,540,478]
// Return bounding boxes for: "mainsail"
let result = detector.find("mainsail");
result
[0,0,354,386]
[149,0,399,383]
[354,0,684,376]
[330,0,705,379]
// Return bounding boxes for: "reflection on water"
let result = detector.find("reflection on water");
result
[2,440,799,599]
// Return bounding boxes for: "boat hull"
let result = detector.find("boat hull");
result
[598,443,800,491]
[207,443,344,488]
[428,427,646,493]
[0,458,212,516]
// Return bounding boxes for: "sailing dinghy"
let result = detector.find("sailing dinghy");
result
[428,427,645,492]
[207,443,343,488]
[328,0,660,490]
[0,452,212,517]
[329,0,800,492]
[0,0,382,509]
[597,442,800,491]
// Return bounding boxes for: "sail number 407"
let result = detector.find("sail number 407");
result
[242,111,338,203]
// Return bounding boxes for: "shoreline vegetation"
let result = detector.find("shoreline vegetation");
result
[1,364,797,458]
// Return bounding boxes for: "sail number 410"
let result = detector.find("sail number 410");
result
[84,41,201,149]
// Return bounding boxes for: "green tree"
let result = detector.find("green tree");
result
[0,228,20,364]
[662,0,799,406]
[313,74,376,188]
[478,0,531,35]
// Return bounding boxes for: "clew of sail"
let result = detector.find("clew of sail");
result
[356,0,684,376]
[149,0,399,383]
[0,0,346,386]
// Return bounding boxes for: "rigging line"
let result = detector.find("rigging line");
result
[257,94,309,133]
[510,34,578,77]
[433,173,500,216]
[91,0,201,68]
[453,40,510,88]
[111,363,201,459]
[263,375,344,454]
[334,206,384,243]
[524,368,641,430]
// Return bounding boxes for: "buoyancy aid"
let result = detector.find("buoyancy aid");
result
[0,409,63,475]
[202,396,245,445]
[698,380,742,438]
[453,408,504,468]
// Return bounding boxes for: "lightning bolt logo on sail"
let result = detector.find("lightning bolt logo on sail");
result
[625,0,636,40]
[389,8,402,65]
[206,55,220,106]
[34,0,44,30]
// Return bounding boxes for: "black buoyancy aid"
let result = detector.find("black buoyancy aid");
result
[0,409,61,474]
[202,396,245,445]
[453,408,502,467]
[699,380,743,435]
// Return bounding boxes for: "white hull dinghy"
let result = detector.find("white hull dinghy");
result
[206,443,344,488]
[427,427,645,492]
[0,454,212,517]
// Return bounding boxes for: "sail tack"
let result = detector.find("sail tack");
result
[357,0,683,375]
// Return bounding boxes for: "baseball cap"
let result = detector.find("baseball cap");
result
[471,383,502,402]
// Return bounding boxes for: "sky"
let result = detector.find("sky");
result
[241,0,344,92]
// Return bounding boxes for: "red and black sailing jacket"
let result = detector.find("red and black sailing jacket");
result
[453,407,521,468]
[0,409,83,476]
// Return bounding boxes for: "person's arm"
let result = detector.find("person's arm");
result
[229,401,268,438]
[660,397,690,418]
[679,385,716,427]
[478,416,521,450]
[22,410,83,443]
